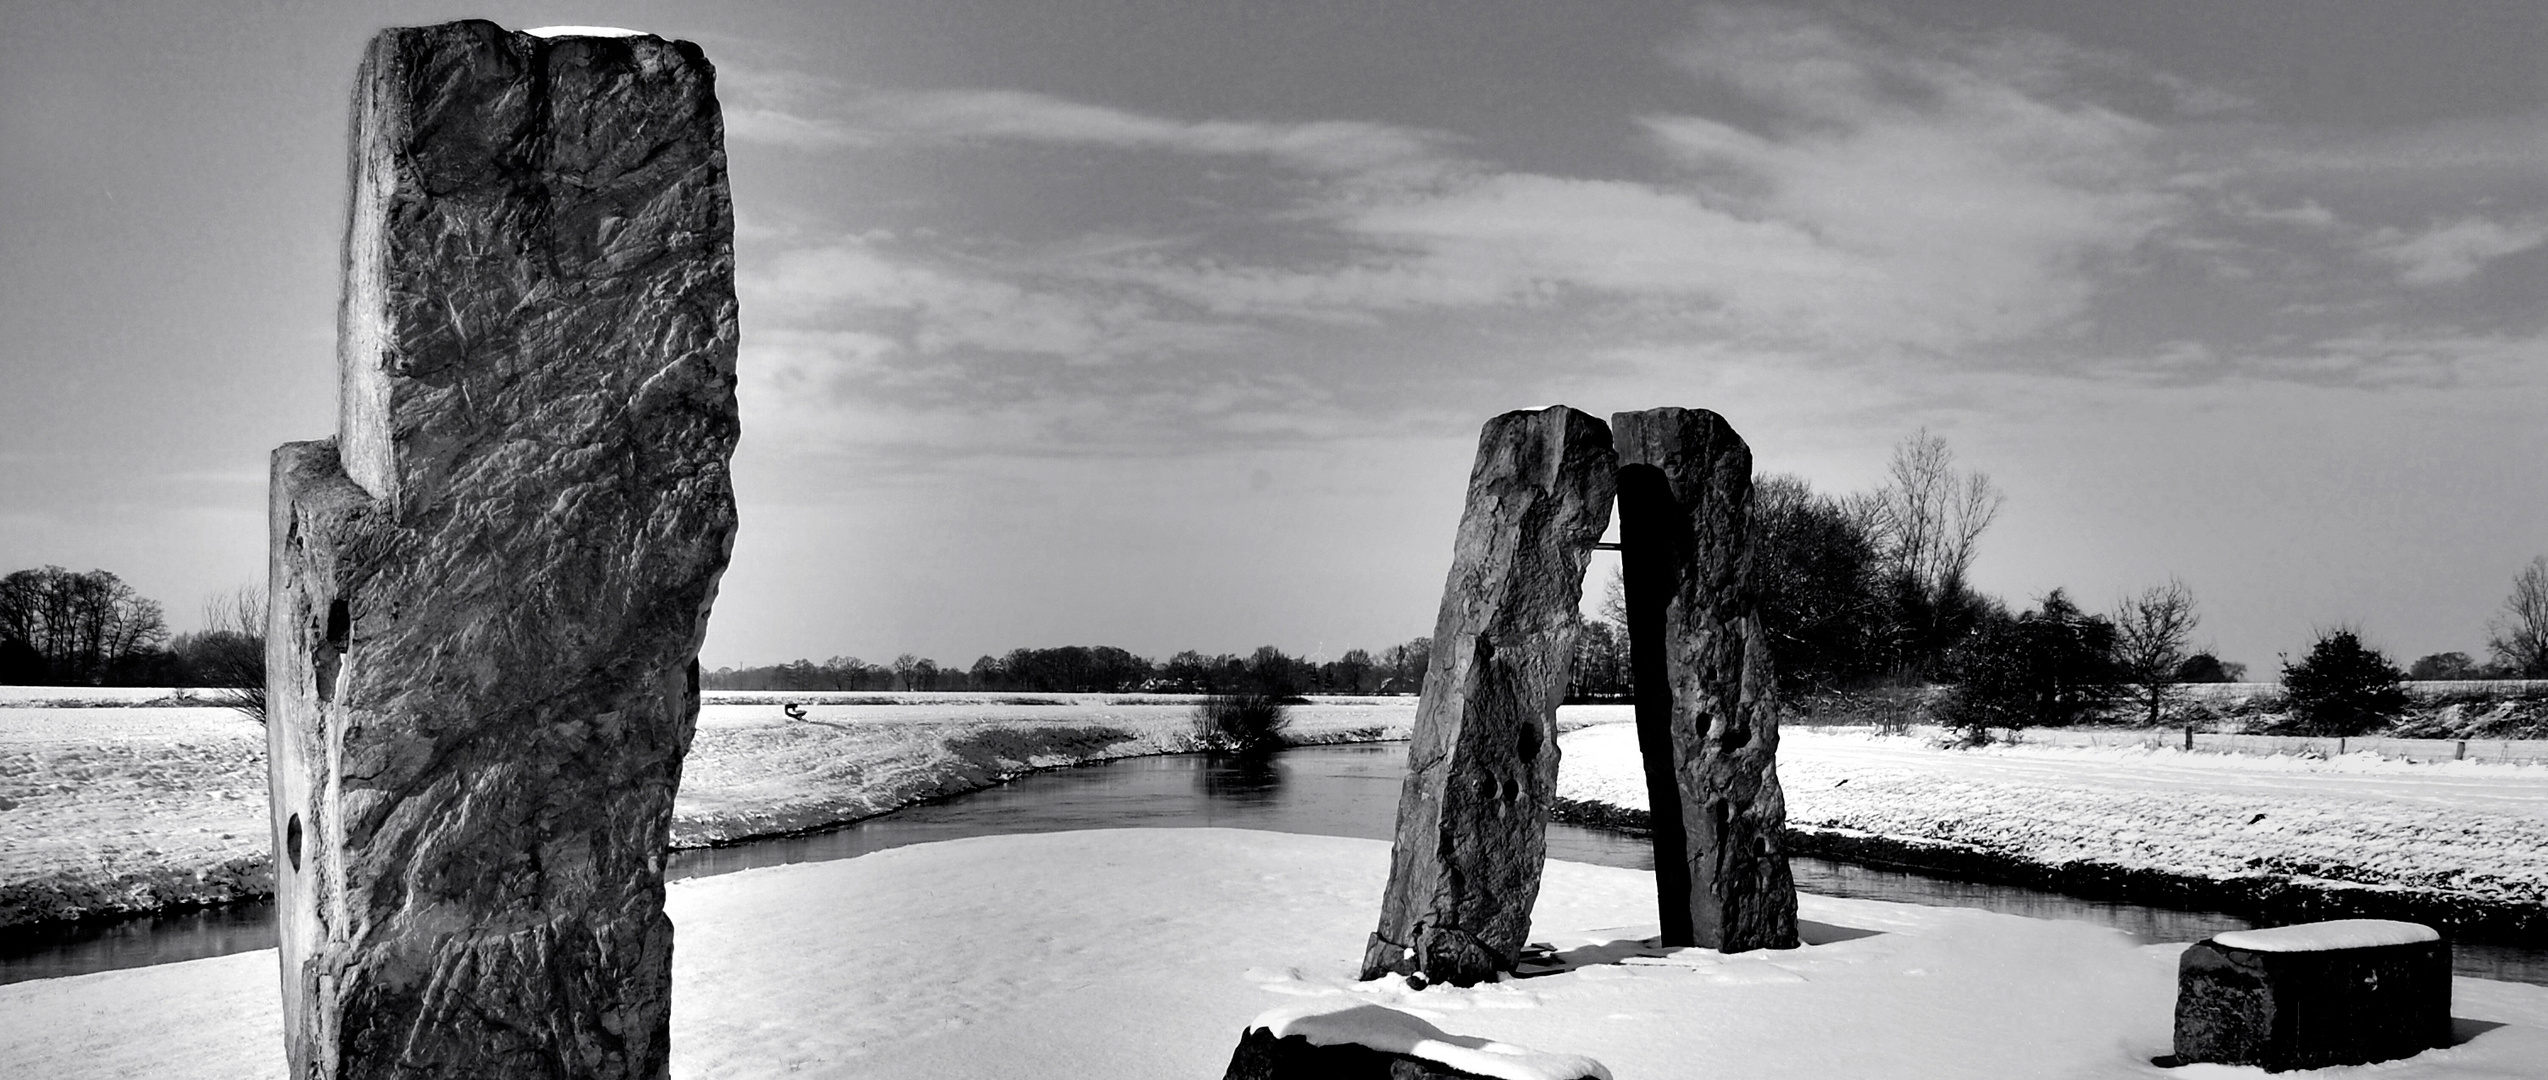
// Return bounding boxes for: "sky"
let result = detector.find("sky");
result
[2,1,2544,674]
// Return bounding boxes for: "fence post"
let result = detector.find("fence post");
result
[2339,737,2346,756]
[2457,739,2467,761]
[2185,724,2194,751]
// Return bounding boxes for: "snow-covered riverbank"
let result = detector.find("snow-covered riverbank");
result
[0,695,1418,927]
[8,829,2546,1079]
[10,698,2544,940]
[1560,725,2548,939]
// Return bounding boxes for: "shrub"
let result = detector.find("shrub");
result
[1932,588,2118,742]
[1191,692,1292,756]
[2279,629,2409,736]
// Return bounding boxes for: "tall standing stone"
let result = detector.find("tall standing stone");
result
[1361,407,1617,985]
[1612,408,1797,952]
[266,21,737,1080]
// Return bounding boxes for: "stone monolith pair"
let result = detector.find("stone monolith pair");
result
[1361,407,1795,986]
[268,21,736,1080]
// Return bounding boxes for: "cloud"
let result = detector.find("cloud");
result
[840,89,1461,180]
[1116,5,2180,351]
[2230,115,2548,182]
[746,244,1255,364]
[732,0,2548,470]
[730,8,2191,355]
[2362,215,2548,286]
[1641,6,2173,342]
[722,81,1464,184]
[723,106,862,149]
[2230,198,2341,231]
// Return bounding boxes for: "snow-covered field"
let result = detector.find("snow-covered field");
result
[6,829,2545,1079]
[0,695,1419,925]
[14,697,2548,932]
[1564,725,2548,922]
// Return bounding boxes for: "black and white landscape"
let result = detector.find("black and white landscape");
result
[3,2,2546,1077]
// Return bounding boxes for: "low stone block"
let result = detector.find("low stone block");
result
[1223,1003,1610,1080]
[2172,919,2452,1072]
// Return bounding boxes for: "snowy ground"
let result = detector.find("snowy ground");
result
[0,695,1418,926]
[14,698,2548,931]
[6,829,2545,1079]
[1563,725,2548,919]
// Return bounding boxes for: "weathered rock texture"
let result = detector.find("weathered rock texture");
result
[1611,408,1797,952]
[1361,407,1616,985]
[266,21,736,1080]
[2173,927,2452,1071]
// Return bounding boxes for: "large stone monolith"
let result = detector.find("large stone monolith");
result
[266,21,737,1079]
[1612,408,1797,952]
[1360,407,1616,985]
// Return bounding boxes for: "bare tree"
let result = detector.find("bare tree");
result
[1869,430,2004,598]
[2113,578,2199,726]
[1856,431,2005,677]
[192,585,267,723]
[2488,556,2548,677]
[0,566,169,684]
[892,653,922,691]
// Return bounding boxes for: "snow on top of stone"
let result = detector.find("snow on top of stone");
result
[524,26,645,38]
[1252,1002,1612,1080]
[2211,919,2439,953]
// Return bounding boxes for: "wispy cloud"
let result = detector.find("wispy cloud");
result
[731,0,2548,449]
[723,81,1463,184]
[839,89,1462,181]
[2361,215,2548,286]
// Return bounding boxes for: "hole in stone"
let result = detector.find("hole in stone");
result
[286,813,303,872]
[1517,722,1541,763]
[313,598,349,702]
[687,658,700,700]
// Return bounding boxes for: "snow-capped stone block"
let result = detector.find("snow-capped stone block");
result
[1224,1002,1612,1080]
[267,18,736,1080]
[1611,408,1797,952]
[1362,407,1616,986]
[2172,920,2451,1072]
[2211,918,2440,952]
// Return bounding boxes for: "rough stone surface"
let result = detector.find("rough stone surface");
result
[266,20,736,1080]
[1222,1026,1602,1080]
[1611,408,1798,952]
[1361,407,1616,985]
[2173,929,2452,1071]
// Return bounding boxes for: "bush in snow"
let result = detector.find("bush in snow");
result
[1191,692,1293,756]
[1932,588,2118,743]
[2279,629,2409,737]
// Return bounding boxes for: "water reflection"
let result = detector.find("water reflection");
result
[1195,752,1284,804]
[1,899,278,984]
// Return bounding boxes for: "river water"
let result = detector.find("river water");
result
[6,743,2541,985]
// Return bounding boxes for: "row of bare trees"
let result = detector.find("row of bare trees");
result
[0,566,173,685]
[703,638,1437,696]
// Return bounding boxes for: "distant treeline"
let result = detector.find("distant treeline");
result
[0,566,261,690]
[703,640,1438,696]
